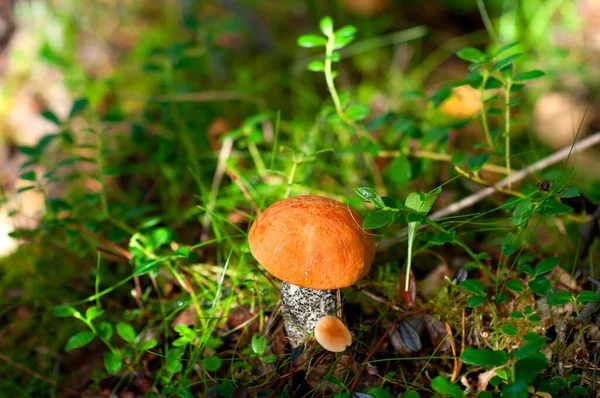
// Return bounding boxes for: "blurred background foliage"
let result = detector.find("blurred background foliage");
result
[0,0,599,396]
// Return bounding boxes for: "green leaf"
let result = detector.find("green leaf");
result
[116,322,136,343]
[320,16,333,36]
[345,104,370,121]
[502,380,529,398]
[55,306,79,317]
[535,257,560,276]
[502,233,518,256]
[495,42,520,56]
[489,376,504,387]
[547,290,573,306]
[431,376,465,398]
[399,391,420,398]
[133,258,164,276]
[104,350,122,375]
[65,331,96,351]
[17,186,36,193]
[577,291,599,304]
[97,322,113,340]
[510,311,524,319]
[467,154,490,172]
[484,76,503,89]
[335,25,356,38]
[512,336,546,359]
[297,34,327,48]
[514,352,548,383]
[513,70,545,82]
[251,334,267,355]
[460,280,485,295]
[536,200,573,215]
[85,307,103,321]
[500,324,518,336]
[512,198,533,228]
[334,35,354,49]
[18,145,40,156]
[363,210,396,229]
[560,186,580,198]
[518,262,535,276]
[421,230,457,246]
[364,387,393,398]
[572,386,588,395]
[467,295,487,308]
[139,339,158,351]
[19,171,37,181]
[68,98,89,119]
[568,374,581,384]
[456,47,486,63]
[405,188,441,215]
[355,187,386,209]
[307,60,325,72]
[491,53,523,71]
[41,109,61,125]
[529,277,551,296]
[460,348,509,366]
[506,280,525,293]
[172,337,190,347]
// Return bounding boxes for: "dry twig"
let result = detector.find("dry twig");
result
[378,132,600,251]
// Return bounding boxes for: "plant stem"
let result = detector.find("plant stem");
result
[284,159,299,199]
[504,81,513,188]
[480,69,494,149]
[324,33,344,116]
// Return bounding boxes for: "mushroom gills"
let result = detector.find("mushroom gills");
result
[280,281,337,343]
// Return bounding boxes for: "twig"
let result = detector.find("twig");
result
[377,132,600,251]
[0,352,80,396]
[357,287,403,311]
[446,322,460,383]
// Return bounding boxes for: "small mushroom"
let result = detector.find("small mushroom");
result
[248,195,375,344]
[314,316,352,352]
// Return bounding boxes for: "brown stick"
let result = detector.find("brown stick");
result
[377,132,600,251]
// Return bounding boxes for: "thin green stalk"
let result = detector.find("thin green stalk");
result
[324,34,344,116]
[480,69,494,149]
[504,81,513,187]
[476,0,499,43]
[95,253,101,308]
[284,160,299,198]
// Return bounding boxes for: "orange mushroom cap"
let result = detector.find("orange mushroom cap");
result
[248,195,375,290]
[314,315,352,352]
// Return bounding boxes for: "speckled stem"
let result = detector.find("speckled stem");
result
[280,281,337,344]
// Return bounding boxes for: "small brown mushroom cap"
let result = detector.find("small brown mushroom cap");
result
[248,195,375,290]
[314,316,352,352]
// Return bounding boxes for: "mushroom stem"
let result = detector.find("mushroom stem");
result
[280,281,337,343]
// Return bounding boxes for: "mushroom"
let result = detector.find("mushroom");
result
[314,315,352,352]
[248,195,375,344]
